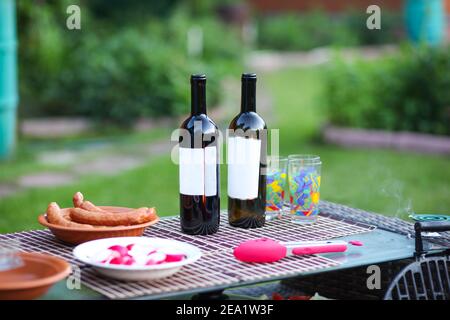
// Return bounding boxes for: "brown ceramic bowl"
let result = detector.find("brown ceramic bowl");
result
[0,252,71,300]
[38,206,159,245]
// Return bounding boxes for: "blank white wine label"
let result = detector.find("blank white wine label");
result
[204,146,217,196]
[179,147,217,196]
[227,136,261,199]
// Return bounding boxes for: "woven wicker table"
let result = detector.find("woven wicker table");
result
[2,201,448,300]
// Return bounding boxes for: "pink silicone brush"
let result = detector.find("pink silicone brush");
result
[234,238,362,263]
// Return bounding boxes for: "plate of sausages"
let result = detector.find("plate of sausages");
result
[38,192,159,244]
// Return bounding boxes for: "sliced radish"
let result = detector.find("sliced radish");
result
[164,253,186,263]
[109,255,135,265]
[146,252,167,265]
[108,245,129,257]
[97,244,187,266]
[150,247,186,263]
[95,249,120,264]
[122,255,136,266]
[109,256,124,265]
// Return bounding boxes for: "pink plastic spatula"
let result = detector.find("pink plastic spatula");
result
[234,238,362,263]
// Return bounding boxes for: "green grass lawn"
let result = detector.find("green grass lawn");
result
[0,156,177,232]
[0,66,449,233]
[262,67,450,219]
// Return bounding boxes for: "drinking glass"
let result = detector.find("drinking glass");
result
[265,156,288,221]
[288,155,321,224]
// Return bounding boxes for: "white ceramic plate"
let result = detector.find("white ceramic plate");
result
[73,237,202,281]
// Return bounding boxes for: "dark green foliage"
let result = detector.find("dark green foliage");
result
[325,46,450,135]
[257,10,403,51]
[17,1,243,125]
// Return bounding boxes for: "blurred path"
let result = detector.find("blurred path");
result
[0,140,175,199]
[247,45,398,72]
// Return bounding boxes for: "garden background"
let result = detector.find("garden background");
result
[0,0,449,232]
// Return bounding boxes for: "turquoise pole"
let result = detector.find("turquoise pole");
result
[405,0,445,46]
[0,0,18,159]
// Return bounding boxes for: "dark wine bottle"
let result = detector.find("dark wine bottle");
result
[179,74,220,235]
[227,73,267,228]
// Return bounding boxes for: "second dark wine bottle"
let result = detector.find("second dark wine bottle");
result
[179,74,220,235]
[228,73,267,228]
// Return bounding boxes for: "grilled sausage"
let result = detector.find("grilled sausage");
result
[69,207,157,226]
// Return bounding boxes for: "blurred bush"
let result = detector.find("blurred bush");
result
[257,10,403,51]
[325,46,450,135]
[18,0,243,125]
